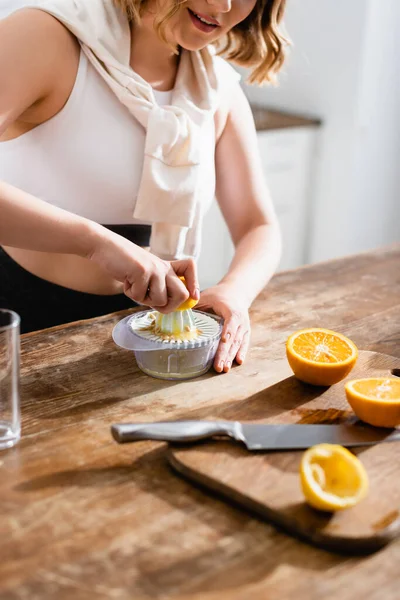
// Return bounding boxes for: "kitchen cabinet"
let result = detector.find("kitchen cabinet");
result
[198,107,321,290]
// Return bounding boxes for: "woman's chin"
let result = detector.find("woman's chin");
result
[180,41,211,52]
[175,32,216,52]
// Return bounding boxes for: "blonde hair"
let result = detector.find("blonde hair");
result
[114,0,290,85]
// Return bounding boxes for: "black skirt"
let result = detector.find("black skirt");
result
[0,224,151,334]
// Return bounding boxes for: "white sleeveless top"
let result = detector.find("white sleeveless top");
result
[0,50,217,225]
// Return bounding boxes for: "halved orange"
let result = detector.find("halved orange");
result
[286,328,358,386]
[176,276,199,312]
[345,378,400,428]
[300,444,369,512]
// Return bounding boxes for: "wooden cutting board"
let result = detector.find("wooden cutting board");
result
[168,351,400,555]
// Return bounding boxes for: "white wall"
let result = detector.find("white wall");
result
[0,0,28,17]
[351,0,400,251]
[243,0,400,262]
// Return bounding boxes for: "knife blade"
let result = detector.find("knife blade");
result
[111,420,400,450]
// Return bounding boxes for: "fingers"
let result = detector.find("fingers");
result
[123,256,199,312]
[124,274,183,311]
[236,332,250,365]
[214,313,250,373]
[123,270,149,304]
[224,327,245,370]
[157,273,189,313]
[145,275,168,309]
[157,257,201,313]
[171,258,200,301]
[221,315,238,344]
[214,312,245,373]
[215,329,243,373]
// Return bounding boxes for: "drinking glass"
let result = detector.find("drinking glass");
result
[0,309,21,449]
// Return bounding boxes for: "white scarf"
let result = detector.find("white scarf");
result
[27,0,234,259]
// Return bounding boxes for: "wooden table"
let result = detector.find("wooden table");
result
[1,245,400,600]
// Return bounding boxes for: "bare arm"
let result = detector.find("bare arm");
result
[0,8,97,257]
[0,180,97,256]
[198,84,282,371]
[216,85,281,304]
[0,10,198,310]
[0,9,80,138]
[0,179,199,310]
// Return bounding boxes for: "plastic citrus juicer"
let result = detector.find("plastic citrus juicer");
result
[112,280,222,380]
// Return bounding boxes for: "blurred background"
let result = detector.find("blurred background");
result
[1,0,399,289]
[198,0,400,287]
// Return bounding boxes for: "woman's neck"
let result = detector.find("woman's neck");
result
[129,17,180,91]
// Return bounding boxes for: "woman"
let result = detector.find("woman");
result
[0,0,286,372]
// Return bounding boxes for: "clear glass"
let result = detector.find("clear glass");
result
[131,310,222,380]
[0,309,20,449]
[134,337,220,380]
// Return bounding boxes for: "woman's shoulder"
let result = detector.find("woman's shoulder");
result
[0,8,80,133]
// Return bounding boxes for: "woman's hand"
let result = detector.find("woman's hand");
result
[196,283,250,373]
[88,226,199,312]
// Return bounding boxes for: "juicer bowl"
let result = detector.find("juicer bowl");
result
[134,338,219,380]
[112,310,223,381]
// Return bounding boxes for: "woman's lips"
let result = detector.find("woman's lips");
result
[187,8,220,34]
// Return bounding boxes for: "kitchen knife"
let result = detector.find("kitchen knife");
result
[111,420,400,450]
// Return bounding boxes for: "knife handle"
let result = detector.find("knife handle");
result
[111,421,239,444]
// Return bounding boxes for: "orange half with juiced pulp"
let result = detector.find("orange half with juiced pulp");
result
[300,444,369,511]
